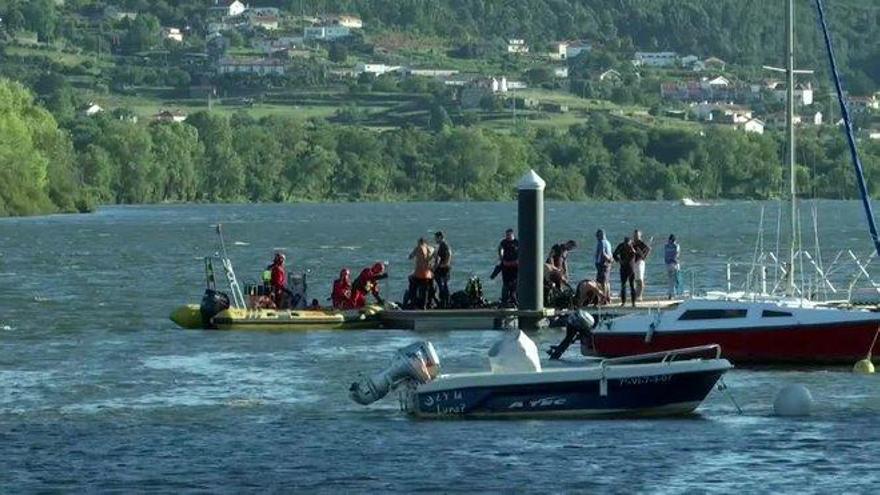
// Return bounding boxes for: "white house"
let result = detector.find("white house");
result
[323,14,363,28]
[507,39,529,54]
[209,0,246,17]
[868,129,880,140]
[680,55,699,66]
[599,69,622,83]
[218,57,286,75]
[693,103,753,123]
[304,26,350,40]
[566,41,591,59]
[81,103,103,116]
[554,67,569,78]
[406,68,460,78]
[254,36,302,53]
[705,76,730,87]
[849,95,879,112]
[162,27,183,42]
[249,15,279,30]
[634,51,678,67]
[551,42,568,60]
[772,82,814,106]
[153,110,187,123]
[742,118,765,134]
[355,63,402,76]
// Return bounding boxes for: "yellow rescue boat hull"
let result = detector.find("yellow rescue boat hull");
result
[170,304,383,330]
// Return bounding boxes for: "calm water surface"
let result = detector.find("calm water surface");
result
[0,202,878,492]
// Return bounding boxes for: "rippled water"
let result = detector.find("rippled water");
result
[1,202,879,492]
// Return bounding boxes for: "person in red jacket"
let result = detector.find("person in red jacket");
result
[351,262,387,308]
[331,268,353,309]
[270,253,288,308]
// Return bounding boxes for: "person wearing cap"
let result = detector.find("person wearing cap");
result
[351,262,388,308]
[594,229,613,301]
[433,231,452,309]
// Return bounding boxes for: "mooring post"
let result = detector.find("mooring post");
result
[517,169,545,330]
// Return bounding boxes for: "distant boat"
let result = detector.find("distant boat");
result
[680,197,707,207]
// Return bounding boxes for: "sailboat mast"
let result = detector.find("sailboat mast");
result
[786,0,797,295]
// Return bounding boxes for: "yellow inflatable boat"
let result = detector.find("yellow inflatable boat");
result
[170,303,383,331]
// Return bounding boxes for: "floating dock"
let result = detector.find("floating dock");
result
[380,308,557,331]
[379,299,682,331]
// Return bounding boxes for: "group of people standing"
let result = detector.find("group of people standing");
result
[262,226,681,311]
[404,232,453,309]
[595,229,681,306]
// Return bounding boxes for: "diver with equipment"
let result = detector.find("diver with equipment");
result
[351,263,388,308]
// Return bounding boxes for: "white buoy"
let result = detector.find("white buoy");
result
[773,384,813,417]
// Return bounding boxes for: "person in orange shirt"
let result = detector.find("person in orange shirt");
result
[407,238,434,309]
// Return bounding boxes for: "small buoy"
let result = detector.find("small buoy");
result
[853,359,876,374]
[773,384,813,417]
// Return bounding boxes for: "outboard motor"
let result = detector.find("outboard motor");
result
[200,289,231,329]
[547,310,595,360]
[350,341,441,405]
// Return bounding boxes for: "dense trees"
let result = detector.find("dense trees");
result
[4,77,880,216]
[0,79,85,215]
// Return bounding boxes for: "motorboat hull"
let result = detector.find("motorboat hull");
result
[403,357,730,418]
[591,320,880,364]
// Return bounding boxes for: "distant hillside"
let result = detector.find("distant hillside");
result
[286,0,879,91]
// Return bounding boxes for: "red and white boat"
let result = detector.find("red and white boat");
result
[587,298,880,364]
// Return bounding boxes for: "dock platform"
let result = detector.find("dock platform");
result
[379,298,682,330]
[380,308,557,331]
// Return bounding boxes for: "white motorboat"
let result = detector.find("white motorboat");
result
[350,332,731,418]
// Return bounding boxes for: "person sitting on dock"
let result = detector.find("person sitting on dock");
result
[664,234,681,299]
[613,236,636,307]
[331,268,353,309]
[594,230,613,301]
[496,229,519,307]
[407,238,435,310]
[352,263,388,308]
[632,230,652,301]
[433,231,452,309]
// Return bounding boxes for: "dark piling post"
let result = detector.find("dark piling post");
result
[517,169,545,330]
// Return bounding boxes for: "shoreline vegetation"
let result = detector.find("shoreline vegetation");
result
[1,0,879,217]
[3,76,878,217]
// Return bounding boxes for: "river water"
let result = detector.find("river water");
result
[0,202,878,492]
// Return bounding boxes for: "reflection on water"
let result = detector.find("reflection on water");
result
[0,202,878,491]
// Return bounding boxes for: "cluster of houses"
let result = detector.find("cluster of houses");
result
[207,1,282,34]
[204,0,365,76]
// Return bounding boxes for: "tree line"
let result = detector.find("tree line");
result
[3,76,879,216]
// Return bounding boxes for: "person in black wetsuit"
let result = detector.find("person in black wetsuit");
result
[496,229,519,307]
[433,231,452,309]
[545,239,577,290]
[613,237,636,307]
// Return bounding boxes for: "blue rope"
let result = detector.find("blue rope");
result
[814,0,880,258]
